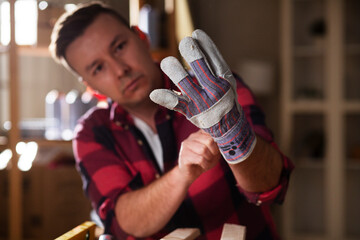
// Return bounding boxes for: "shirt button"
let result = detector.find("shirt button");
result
[166,114,171,120]
[124,125,129,130]
[137,139,143,146]
[155,174,160,179]
[256,200,262,206]
[115,121,121,127]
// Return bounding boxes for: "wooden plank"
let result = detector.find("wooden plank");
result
[161,228,201,240]
[220,223,246,240]
[55,221,96,240]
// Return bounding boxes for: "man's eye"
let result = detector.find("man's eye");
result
[116,41,126,51]
[93,64,103,75]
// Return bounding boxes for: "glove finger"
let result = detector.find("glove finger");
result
[149,89,179,110]
[191,29,236,89]
[179,37,230,103]
[190,57,230,102]
[160,56,189,86]
[179,36,216,85]
[150,89,191,117]
[160,56,204,105]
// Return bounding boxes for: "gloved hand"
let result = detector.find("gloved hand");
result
[150,29,256,164]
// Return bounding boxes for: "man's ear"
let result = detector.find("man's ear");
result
[131,26,150,48]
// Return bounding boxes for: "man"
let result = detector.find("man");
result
[49,2,293,239]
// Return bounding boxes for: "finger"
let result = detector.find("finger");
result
[191,29,232,80]
[179,37,216,86]
[150,89,196,117]
[186,132,216,160]
[179,36,230,103]
[187,144,217,170]
[178,141,205,169]
[149,89,178,110]
[160,56,188,85]
[161,56,213,116]
[183,135,212,164]
[198,130,221,156]
[160,56,202,99]
[179,137,219,173]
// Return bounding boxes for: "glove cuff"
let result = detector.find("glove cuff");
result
[213,113,257,164]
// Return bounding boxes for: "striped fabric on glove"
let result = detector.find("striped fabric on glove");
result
[150,29,256,164]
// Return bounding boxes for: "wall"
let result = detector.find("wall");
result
[189,0,279,68]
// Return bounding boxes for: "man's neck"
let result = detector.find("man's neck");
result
[124,100,159,132]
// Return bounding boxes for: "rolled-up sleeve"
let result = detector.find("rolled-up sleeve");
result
[72,109,140,224]
[238,146,294,205]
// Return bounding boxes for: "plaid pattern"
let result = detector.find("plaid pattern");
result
[73,72,294,240]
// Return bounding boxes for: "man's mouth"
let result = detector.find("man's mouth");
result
[123,74,142,93]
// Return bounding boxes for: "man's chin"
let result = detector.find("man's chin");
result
[120,95,150,108]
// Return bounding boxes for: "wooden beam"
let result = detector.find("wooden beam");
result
[55,221,96,240]
[161,228,201,240]
[220,223,246,240]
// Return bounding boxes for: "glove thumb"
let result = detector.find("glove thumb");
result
[149,89,179,110]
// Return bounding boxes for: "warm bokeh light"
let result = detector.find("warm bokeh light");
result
[0,0,37,45]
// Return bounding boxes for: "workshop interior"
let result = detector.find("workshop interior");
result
[0,0,359,239]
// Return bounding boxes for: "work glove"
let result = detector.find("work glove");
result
[150,29,256,164]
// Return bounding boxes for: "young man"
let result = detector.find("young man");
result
[50,2,293,239]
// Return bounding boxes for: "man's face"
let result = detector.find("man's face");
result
[65,13,162,108]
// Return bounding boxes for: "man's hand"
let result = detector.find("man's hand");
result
[177,130,221,184]
[115,131,220,237]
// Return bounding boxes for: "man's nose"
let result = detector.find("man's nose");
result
[109,58,130,77]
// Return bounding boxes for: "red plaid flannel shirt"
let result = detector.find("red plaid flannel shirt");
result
[73,72,294,240]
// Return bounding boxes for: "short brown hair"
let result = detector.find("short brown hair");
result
[49,1,129,66]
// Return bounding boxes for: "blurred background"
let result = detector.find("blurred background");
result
[0,0,359,239]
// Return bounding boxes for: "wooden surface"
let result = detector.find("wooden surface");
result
[220,224,246,240]
[55,221,96,240]
[161,228,201,240]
